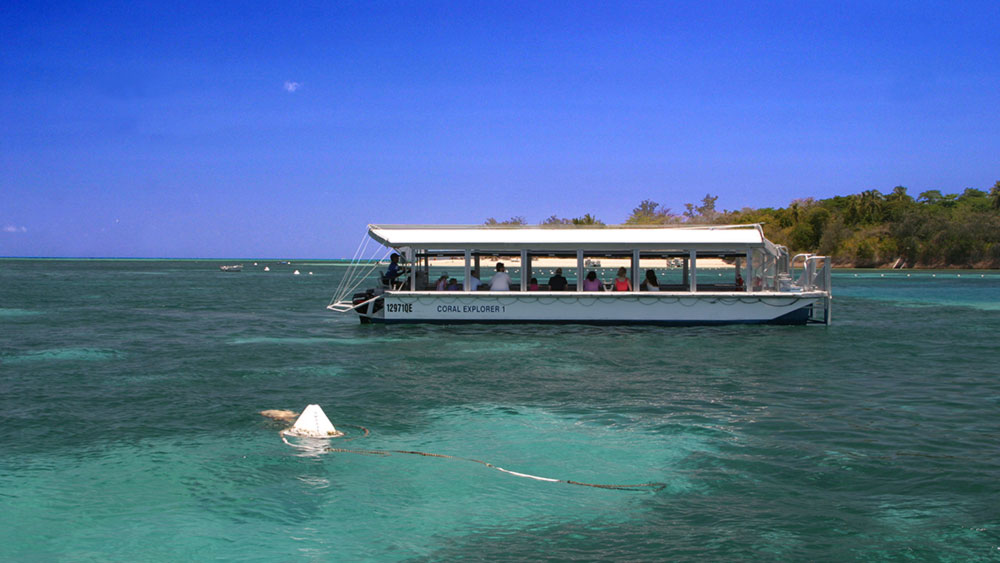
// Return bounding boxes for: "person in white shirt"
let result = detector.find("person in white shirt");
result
[468,269,482,291]
[489,263,512,291]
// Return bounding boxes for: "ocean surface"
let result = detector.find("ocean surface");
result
[2,259,999,561]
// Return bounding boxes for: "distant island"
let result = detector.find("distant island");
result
[486,181,1000,269]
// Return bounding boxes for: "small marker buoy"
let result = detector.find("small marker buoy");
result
[282,404,343,439]
[264,266,270,272]
[294,270,300,275]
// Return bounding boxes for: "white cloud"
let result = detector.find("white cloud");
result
[3,225,27,233]
[283,81,301,93]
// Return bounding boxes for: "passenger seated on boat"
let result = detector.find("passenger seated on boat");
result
[548,268,567,291]
[613,267,632,291]
[641,269,660,291]
[582,271,603,291]
[735,273,744,290]
[468,269,482,291]
[437,275,453,290]
[446,278,460,291]
[529,277,539,291]
[489,263,512,290]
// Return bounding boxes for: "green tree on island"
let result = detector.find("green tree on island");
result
[624,199,676,224]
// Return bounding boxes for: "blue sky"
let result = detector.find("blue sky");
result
[2,1,998,258]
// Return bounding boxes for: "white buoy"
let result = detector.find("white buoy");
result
[293,270,301,275]
[264,266,270,272]
[285,404,342,438]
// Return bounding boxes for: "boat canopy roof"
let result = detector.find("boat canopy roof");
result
[368,224,780,254]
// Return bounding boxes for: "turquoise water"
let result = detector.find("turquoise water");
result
[2,260,999,561]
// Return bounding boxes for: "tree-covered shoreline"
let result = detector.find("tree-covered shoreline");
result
[486,181,1000,269]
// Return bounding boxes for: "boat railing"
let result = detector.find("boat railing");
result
[789,254,811,288]
[792,255,831,293]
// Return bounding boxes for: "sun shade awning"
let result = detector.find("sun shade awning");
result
[367,224,770,252]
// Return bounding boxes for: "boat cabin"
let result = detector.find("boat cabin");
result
[329,224,832,325]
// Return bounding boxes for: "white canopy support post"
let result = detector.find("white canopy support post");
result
[406,248,415,291]
[526,253,533,290]
[464,249,471,291]
[745,249,753,293]
[410,252,416,291]
[576,249,584,292]
[520,249,528,291]
[689,250,698,292]
[632,249,640,290]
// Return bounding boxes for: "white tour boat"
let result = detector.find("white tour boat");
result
[328,224,832,325]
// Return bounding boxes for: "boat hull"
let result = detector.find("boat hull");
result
[366,291,826,325]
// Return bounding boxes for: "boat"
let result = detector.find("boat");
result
[220,264,243,272]
[328,224,832,325]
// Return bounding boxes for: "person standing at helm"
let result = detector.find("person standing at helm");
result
[386,253,402,280]
[385,253,406,287]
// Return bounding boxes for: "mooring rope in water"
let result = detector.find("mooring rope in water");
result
[281,424,665,492]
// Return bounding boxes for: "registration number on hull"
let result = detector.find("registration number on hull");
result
[386,303,413,313]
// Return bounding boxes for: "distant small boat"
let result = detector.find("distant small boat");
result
[220,265,243,272]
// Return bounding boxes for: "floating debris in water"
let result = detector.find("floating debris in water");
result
[260,409,298,422]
